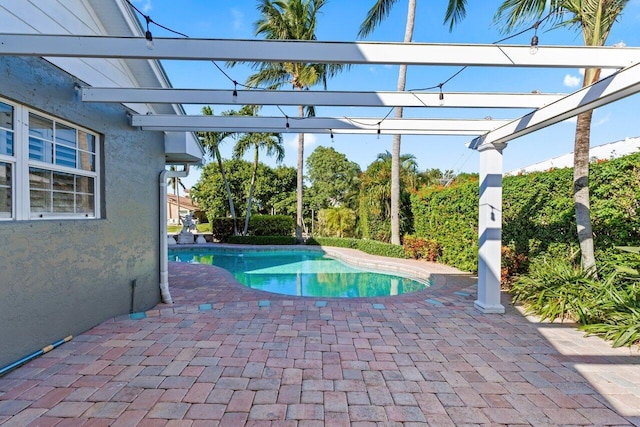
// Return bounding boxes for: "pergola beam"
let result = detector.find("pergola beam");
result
[1,34,637,68]
[469,62,640,149]
[82,88,567,108]
[130,115,511,135]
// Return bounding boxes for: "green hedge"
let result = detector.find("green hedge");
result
[307,237,406,259]
[248,215,294,236]
[411,152,640,273]
[226,235,296,245]
[411,178,479,272]
[210,215,294,242]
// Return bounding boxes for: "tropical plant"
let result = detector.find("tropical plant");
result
[168,164,187,224]
[318,207,357,238]
[359,0,469,245]
[489,0,631,276]
[232,0,347,242]
[359,151,418,241]
[232,106,284,235]
[199,106,238,235]
[358,0,415,246]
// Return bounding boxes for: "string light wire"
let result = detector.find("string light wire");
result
[125,0,559,132]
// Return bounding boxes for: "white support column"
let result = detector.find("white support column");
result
[475,143,506,314]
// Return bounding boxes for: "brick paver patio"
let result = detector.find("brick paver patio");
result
[1,247,639,426]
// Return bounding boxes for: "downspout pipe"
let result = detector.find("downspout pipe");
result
[159,165,189,304]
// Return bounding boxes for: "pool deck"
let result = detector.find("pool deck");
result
[1,246,639,426]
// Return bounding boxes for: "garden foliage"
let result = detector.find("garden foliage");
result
[411,152,640,273]
[210,215,293,242]
[306,237,406,259]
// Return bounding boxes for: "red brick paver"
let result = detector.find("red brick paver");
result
[1,246,639,426]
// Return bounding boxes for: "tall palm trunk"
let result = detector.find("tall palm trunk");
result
[215,145,238,235]
[574,67,600,275]
[175,178,181,224]
[296,103,305,242]
[390,0,415,246]
[243,146,260,236]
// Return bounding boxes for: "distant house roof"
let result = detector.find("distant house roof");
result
[506,136,640,176]
[167,194,198,212]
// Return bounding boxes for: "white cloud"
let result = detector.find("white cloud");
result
[563,74,581,87]
[135,0,152,13]
[595,113,611,126]
[563,116,577,124]
[285,133,318,150]
[231,8,244,31]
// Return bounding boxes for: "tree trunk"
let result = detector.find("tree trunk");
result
[573,69,599,276]
[216,146,238,235]
[175,178,181,225]
[296,103,305,243]
[390,0,415,246]
[243,146,259,236]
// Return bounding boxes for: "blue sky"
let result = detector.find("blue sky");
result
[132,0,640,190]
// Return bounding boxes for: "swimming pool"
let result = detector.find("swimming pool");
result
[169,248,429,298]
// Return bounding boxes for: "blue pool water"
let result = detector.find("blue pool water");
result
[169,249,429,298]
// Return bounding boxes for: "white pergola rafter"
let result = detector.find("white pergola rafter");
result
[1,34,637,68]
[130,115,511,135]
[82,88,567,108]
[469,62,640,149]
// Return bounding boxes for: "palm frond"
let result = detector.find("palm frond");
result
[358,0,399,38]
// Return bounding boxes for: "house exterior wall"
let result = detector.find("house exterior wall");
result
[0,56,164,367]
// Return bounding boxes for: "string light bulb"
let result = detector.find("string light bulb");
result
[530,21,540,55]
[377,123,381,139]
[330,129,334,142]
[438,84,445,106]
[144,16,154,50]
[285,116,290,130]
[232,81,238,103]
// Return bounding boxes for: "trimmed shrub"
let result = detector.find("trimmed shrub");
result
[403,235,442,261]
[356,240,406,258]
[411,178,479,272]
[248,215,294,236]
[307,237,406,259]
[306,237,358,249]
[226,235,296,245]
[410,152,640,273]
[210,217,236,242]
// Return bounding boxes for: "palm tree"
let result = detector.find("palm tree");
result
[231,0,347,242]
[199,106,239,235]
[359,151,419,241]
[358,0,468,245]
[490,0,629,276]
[168,165,187,224]
[233,106,285,236]
[358,0,416,246]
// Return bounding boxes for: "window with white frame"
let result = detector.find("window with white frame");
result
[0,98,100,220]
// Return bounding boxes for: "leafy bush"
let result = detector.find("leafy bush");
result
[501,245,528,285]
[307,237,406,259]
[410,152,640,273]
[210,217,236,242]
[511,255,640,347]
[226,235,296,245]
[248,215,293,236]
[403,235,441,261]
[411,178,479,272]
[306,237,358,249]
[357,240,406,258]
